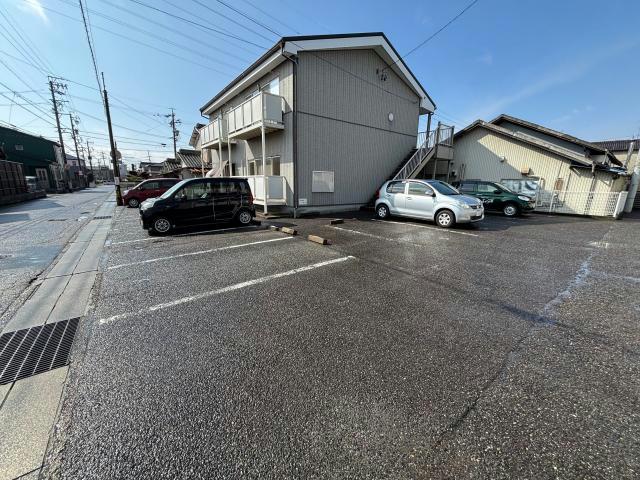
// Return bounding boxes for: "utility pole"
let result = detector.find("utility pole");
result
[101,72,123,205]
[69,113,82,186]
[86,140,94,187]
[164,108,181,161]
[49,77,70,192]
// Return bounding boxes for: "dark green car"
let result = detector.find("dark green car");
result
[452,180,535,216]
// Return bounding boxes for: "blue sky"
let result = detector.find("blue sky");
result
[1,0,639,167]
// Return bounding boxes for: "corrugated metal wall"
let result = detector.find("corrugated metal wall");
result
[296,49,420,207]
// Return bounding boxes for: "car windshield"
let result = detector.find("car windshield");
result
[159,180,187,199]
[429,181,460,196]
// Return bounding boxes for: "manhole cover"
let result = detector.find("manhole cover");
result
[0,318,79,385]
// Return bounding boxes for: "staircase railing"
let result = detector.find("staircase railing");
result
[394,124,454,180]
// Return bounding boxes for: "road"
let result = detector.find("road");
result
[0,187,113,326]
[37,207,640,479]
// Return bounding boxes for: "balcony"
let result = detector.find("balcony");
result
[227,92,284,140]
[246,175,287,205]
[200,117,233,148]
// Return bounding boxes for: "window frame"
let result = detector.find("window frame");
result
[407,181,434,196]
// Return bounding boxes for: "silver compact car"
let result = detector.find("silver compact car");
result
[374,179,484,228]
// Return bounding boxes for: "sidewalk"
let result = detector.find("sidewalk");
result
[0,195,116,480]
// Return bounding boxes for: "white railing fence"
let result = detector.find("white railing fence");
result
[534,190,628,217]
[246,175,286,203]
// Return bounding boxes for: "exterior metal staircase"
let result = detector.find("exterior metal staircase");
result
[393,124,454,180]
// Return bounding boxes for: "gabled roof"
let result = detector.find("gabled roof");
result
[176,148,207,169]
[200,32,435,115]
[488,114,620,165]
[592,139,639,152]
[455,120,625,174]
[189,123,206,147]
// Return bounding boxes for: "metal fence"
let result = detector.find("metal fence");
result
[534,190,628,217]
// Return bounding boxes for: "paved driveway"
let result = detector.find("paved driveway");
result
[47,209,640,479]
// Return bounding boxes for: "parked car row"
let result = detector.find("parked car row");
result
[374,179,535,227]
[126,176,534,235]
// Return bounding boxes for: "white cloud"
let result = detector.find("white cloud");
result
[18,0,48,23]
[476,52,493,66]
[464,39,639,121]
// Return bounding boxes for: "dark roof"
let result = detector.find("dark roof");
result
[162,157,181,173]
[199,32,435,114]
[176,148,207,169]
[592,139,639,152]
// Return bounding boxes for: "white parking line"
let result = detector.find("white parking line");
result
[328,226,426,247]
[108,236,294,270]
[108,225,260,246]
[99,255,355,325]
[372,219,479,237]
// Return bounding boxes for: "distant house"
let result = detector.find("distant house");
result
[176,148,208,179]
[0,125,64,192]
[449,115,630,217]
[65,154,88,190]
[197,32,442,215]
[162,157,181,178]
[138,161,164,176]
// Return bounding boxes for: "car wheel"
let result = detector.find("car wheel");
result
[152,217,172,234]
[127,198,140,208]
[435,209,455,228]
[503,203,519,217]
[237,209,252,226]
[376,204,390,219]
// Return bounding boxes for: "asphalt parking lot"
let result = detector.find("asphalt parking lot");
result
[47,207,640,479]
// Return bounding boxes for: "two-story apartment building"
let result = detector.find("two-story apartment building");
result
[197,32,437,215]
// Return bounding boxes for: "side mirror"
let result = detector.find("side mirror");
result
[431,192,436,197]
[493,189,502,194]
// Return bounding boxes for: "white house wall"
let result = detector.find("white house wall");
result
[452,128,627,215]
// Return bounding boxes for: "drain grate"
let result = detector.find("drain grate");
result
[0,318,79,385]
[93,215,112,220]
[48,218,68,222]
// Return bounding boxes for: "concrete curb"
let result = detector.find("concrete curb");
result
[329,219,344,225]
[269,225,280,232]
[308,235,331,245]
[280,227,297,236]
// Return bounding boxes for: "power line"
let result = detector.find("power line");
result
[189,0,277,44]
[78,0,104,94]
[38,4,239,76]
[126,0,269,49]
[239,0,300,34]
[383,0,480,72]
[56,0,246,72]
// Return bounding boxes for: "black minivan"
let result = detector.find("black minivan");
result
[139,177,255,234]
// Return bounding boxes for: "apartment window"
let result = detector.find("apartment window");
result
[267,156,280,176]
[248,161,257,176]
[263,77,280,96]
[15,144,24,151]
[312,171,334,193]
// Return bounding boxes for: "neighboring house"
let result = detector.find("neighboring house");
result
[65,154,88,190]
[162,157,181,177]
[0,125,64,192]
[138,161,165,176]
[449,114,630,217]
[198,32,441,215]
[593,139,640,210]
[176,148,208,179]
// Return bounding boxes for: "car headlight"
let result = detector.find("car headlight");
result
[518,195,531,201]
[456,201,472,209]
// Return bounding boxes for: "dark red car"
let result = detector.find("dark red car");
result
[122,178,181,208]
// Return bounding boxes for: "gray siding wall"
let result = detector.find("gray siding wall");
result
[296,49,420,208]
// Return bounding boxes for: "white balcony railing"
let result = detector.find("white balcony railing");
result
[227,92,284,139]
[200,117,228,147]
[246,175,287,205]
